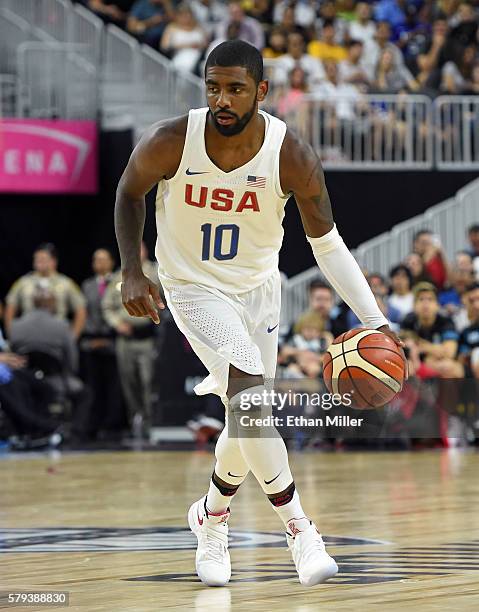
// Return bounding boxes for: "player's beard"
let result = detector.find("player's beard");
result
[211,97,257,137]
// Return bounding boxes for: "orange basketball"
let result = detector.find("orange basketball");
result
[322,328,405,409]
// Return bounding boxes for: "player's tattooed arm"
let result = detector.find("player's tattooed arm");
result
[115,116,186,321]
[280,129,334,238]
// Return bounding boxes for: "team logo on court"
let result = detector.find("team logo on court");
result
[3,530,479,584]
[0,527,387,553]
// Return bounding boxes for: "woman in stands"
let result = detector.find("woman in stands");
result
[160,3,208,74]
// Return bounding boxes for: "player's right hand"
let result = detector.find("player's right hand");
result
[121,272,165,324]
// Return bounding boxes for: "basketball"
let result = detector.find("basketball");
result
[322,329,405,409]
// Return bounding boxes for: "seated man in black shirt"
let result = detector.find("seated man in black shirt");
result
[401,282,463,378]
[87,0,135,27]
[458,283,479,379]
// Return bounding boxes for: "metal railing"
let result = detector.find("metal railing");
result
[103,25,203,132]
[4,0,35,25]
[102,24,139,118]
[0,8,33,74]
[282,178,479,326]
[436,96,479,170]
[0,74,17,117]
[262,89,433,168]
[68,3,103,65]
[6,0,70,40]
[170,69,204,117]
[2,0,479,170]
[17,42,97,119]
[136,44,175,127]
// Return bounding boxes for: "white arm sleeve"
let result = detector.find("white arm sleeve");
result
[307,224,389,329]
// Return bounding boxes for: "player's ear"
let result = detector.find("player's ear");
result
[257,80,268,102]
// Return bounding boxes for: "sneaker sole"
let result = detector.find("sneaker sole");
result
[300,558,338,587]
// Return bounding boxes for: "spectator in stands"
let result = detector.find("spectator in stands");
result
[203,21,240,62]
[413,16,449,92]
[338,39,370,91]
[160,3,208,73]
[316,0,348,44]
[190,0,228,37]
[389,264,415,321]
[294,280,347,339]
[277,5,309,41]
[401,282,463,377]
[466,224,479,277]
[372,48,419,92]
[363,21,406,82]
[216,1,265,50]
[127,0,175,48]
[87,0,135,26]
[274,0,316,37]
[404,252,434,286]
[367,272,389,298]
[0,349,59,440]
[246,0,274,28]
[439,251,474,322]
[102,242,161,439]
[81,249,124,439]
[374,0,406,30]
[348,2,376,46]
[275,32,326,89]
[308,19,348,63]
[4,243,86,341]
[441,44,478,93]
[453,249,474,275]
[314,59,364,121]
[337,0,356,23]
[275,67,309,134]
[457,282,479,378]
[412,229,449,290]
[9,288,93,440]
[436,0,461,22]
[279,310,333,379]
[463,59,479,93]
[263,27,288,58]
[348,272,402,329]
[391,331,450,448]
[448,1,478,49]
[393,3,421,48]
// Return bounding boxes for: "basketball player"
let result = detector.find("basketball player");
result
[114,40,403,587]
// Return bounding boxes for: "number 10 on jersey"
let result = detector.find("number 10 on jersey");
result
[201,223,239,261]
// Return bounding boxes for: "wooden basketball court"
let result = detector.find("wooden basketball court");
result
[1,450,479,611]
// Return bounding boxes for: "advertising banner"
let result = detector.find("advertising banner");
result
[0,119,98,194]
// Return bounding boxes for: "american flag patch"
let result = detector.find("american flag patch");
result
[246,175,266,188]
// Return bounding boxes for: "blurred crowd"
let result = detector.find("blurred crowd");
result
[76,0,479,95]
[73,1,479,163]
[278,224,479,447]
[1,224,479,449]
[0,242,164,447]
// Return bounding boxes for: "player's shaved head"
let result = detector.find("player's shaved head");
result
[205,40,263,85]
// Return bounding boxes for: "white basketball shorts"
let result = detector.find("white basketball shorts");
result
[161,271,281,399]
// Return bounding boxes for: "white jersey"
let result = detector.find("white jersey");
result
[155,107,289,293]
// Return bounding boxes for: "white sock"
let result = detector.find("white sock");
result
[273,490,310,532]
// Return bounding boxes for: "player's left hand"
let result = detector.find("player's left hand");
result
[376,325,409,381]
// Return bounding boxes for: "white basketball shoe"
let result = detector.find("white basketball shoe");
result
[286,519,338,587]
[188,496,231,587]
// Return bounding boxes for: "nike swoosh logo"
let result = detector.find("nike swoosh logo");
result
[267,324,279,333]
[264,471,282,485]
[197,510,203,526]
[227,471,245,478]
[186,168,208,175]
